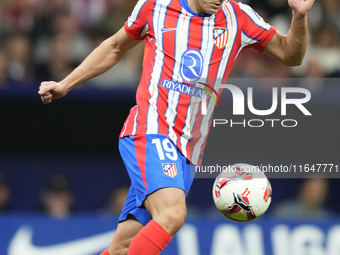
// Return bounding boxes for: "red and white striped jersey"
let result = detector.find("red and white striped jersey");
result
[120,0,276,165]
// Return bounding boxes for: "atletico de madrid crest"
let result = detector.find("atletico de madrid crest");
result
[162,163,178,178]
[213,27,229,49]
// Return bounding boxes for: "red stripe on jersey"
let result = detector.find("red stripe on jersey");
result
[120,106,136,138]
[157,0,181,137]
[191,10,228,163]
[237,3,276,52]
[119,38,157,138]
[137,38,158,135]
[133,135,148,193]
[208,9,228,81]
[187,16,203,51]
[223,2,242,81]
[174,15,204,151]
[124,0,154,40]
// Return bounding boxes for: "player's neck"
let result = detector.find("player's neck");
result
[186,0,205,14]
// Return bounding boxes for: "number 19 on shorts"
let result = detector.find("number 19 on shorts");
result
[151,138,178,161]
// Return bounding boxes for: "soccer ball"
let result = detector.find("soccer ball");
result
[212,163,272,222]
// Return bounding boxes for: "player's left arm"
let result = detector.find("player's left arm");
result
[263,0,315,66]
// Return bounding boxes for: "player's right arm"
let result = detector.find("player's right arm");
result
[263,0,315,66]
[38,27,142,104]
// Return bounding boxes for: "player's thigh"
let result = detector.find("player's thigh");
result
[144,187,186,218]
[119,134,189,209]
[143,187,187,236]
[108,217,143,255]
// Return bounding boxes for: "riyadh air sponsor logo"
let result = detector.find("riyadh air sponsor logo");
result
[8,226,115,255]
[161,78,222,116]
[161,79,222,112]
[161,80,216,99]
[180,49,204,83]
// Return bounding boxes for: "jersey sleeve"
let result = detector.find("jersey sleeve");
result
[124,0,151,40]
[238,3,276,52]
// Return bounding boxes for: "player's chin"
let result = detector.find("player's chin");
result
[204,4,221,14]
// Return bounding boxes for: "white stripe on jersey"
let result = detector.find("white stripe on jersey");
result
[233,29,259,61]
[172,8,192,84]
[120,107,133,138]
[200,16,216,76]
[128,0,148,28]
[241,30,259,45]
[192,2,240,164]
[192,91,215,164]
[146,0,173,135]
[228,3,246,63]
[216,2,238,85]
[180,98,199,158]
[166,10,192,144]
[189,15,216,164]
[132,103,139,135]
[166,91,180,142]
[239,3,271,31]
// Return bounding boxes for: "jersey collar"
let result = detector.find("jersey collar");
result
[179,0,213,17]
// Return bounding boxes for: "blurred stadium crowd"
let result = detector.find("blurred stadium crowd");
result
[0,0,339,89]
[0,0,144,87]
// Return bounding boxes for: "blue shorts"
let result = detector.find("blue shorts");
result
[118,134,194,226]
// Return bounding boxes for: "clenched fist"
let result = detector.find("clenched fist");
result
[288,0,315,16]
[38,81,68,104]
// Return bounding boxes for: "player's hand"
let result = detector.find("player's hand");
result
[288,0,315,16]
[38,81,68,104]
